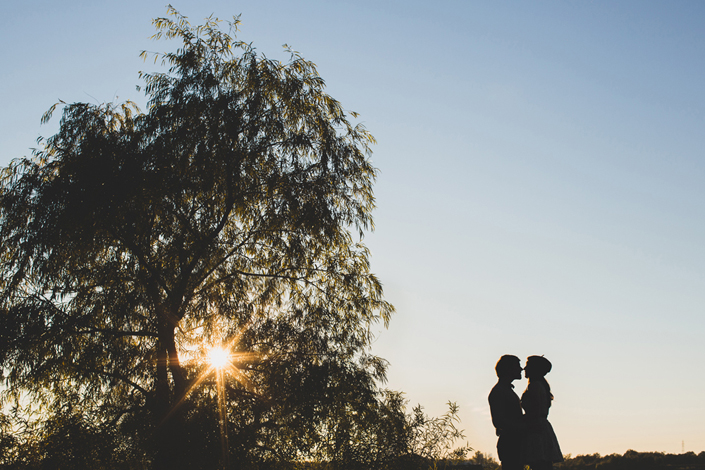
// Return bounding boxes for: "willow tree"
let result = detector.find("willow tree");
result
[0,8,393,469]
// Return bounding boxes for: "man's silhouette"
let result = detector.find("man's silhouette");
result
[489,355,525,470]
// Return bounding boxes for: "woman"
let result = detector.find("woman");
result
[521,355,563,470]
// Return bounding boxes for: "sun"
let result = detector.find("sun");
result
[207,346,230,370]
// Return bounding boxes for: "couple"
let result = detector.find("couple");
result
[489,355,563,470]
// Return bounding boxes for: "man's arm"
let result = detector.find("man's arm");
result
[489,387,525,434]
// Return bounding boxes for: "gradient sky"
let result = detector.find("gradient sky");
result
[3,0,705,459]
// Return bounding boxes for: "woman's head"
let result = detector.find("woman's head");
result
[524,355,552,379]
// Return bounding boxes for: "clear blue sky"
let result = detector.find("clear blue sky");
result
[3,0,705,458]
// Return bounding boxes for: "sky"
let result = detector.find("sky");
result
[2,0,705,459]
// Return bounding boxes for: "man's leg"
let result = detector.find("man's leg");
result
[497,435,523,470]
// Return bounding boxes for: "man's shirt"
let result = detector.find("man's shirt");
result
[488,381,523,436]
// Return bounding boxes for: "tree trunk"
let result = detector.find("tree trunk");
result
[153,307,188,470]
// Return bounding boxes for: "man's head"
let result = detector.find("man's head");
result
[495,355,522,381]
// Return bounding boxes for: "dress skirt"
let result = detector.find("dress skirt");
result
[522,418,563,463]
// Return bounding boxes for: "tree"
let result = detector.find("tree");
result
[406,401,473,468]
[0,8,393,469]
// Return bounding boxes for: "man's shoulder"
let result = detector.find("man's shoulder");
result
[489,382,517,402]
[490,381,512,394]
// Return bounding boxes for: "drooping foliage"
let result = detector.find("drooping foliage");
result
[0,7,402,469]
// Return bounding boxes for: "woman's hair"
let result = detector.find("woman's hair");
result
[526,355,552,375]
[527,355,554,404]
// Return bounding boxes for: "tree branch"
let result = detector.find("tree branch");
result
[75,327,158,338]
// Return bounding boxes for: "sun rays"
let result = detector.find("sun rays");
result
[163,330,260,469]
[207,346,230,370]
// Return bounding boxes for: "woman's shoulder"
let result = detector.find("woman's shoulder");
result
[524,381,546,395]
[522,381,548,405]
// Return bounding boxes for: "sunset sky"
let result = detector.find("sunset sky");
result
[3,0,705,459]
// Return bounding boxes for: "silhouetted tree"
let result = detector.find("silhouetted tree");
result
[467,450,500,470]
[0,7,393,469]
[406,401,473,468]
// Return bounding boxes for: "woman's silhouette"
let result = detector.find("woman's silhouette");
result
[521,356,563,470]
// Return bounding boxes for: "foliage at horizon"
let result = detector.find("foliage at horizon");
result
[557,450,705,470]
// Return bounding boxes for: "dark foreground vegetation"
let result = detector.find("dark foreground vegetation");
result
[1,398,473,469]
[556,451,705,470]
[456,451,705,470]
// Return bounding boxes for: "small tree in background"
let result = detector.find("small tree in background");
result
[467,450,501,470]
[407,401,473,469]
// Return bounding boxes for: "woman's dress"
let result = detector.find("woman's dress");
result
[521,380,563,463]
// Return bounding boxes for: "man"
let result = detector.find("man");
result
[489,355,525,470]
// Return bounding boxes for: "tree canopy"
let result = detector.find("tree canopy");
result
[0,8,404,469]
